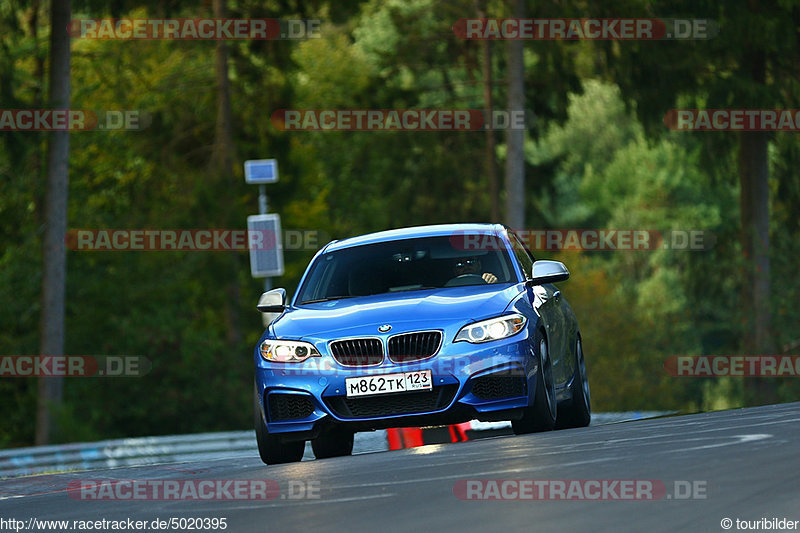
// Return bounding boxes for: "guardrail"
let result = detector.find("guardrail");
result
[0,431,258,478]
[0,411,673,478]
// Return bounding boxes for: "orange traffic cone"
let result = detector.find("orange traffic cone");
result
[387,428,402,450]
[387,427,425,449]
[401,427,424,447]
[448,422,471,442]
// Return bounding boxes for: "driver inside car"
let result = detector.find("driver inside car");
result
[453,257,497,283]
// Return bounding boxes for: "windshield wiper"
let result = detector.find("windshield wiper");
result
[390,286,438,292]
[300,296,357,304]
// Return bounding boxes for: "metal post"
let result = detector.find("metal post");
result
[259,184,271,291]
[258,184,267,215]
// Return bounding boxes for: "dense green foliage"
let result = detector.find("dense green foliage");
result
[1,0,798,447]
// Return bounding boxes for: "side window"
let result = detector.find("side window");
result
[509,233,534,280]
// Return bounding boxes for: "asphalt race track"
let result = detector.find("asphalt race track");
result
[1,402,798,533]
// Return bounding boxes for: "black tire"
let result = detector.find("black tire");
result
[512,329,557,434]
[255,398,305,465]
[312,426,354,459]
[555,335,591,429]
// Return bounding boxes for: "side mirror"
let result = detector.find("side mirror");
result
[530,260,569,285]
[257,288,287,313]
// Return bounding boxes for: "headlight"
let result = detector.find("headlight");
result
[259,340,321,362]
[454,314,527,344]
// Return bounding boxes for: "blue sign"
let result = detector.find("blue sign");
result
[244,159,278,184]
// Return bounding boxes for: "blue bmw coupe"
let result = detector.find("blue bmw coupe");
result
[254,223,590,464]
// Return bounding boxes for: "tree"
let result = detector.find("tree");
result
[599,0,800,403]
[36,0,71,444]
[475,0,499,221]
[504,0,525,229]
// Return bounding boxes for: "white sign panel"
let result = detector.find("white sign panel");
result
[247,214,284,278]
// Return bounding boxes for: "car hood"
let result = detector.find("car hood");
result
[270,283,523,339]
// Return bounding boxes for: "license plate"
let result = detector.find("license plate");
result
[345,370,432,398]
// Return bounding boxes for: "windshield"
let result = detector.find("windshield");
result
[296,235,517,303]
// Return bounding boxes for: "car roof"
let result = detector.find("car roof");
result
[323,223,507,253]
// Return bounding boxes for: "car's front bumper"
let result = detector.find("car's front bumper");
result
[255,333,540,438]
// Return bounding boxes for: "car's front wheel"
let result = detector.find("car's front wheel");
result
[512,329,557,434]
[555,335,591,429]
[312,426,354,459]
[255,399,305,465]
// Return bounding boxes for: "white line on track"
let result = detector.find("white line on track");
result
[196,492,396,510]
